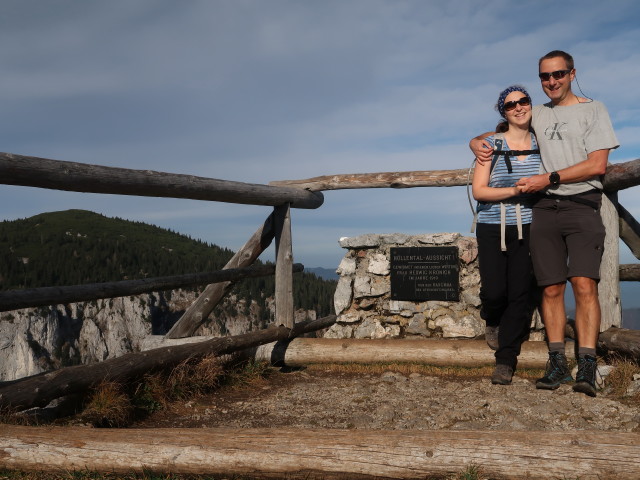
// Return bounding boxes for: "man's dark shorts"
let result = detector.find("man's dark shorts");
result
[530,191,605,286]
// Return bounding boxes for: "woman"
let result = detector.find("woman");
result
[472,85,541,385]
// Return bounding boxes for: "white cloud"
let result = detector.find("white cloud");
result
[0,0,639,271]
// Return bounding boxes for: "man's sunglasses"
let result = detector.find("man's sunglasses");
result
[538,69,572,81]
[503,96,531,111]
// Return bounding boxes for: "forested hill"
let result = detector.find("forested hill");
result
[0,210,336,317]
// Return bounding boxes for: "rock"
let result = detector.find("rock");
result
[415,233,460,245]
[434,315,483,338]
[381,371,407,382]
[323,323,353,339]
[336,257,356,276]
[367,253,390,276]
[457,237,478,264]
[337,312,361,324]
[406,314,429,336]
[570,364,615,389]
[354,318,398,339]
[339,234,382,249]
[461,288,481,307]
[333,276,353,315]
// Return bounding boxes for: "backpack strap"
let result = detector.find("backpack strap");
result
[492,133,541,174]
[491,138,505,173]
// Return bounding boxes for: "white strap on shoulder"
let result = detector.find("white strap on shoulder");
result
[500,203,507,251]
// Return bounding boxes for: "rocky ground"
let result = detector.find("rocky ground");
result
[132,365,640,432]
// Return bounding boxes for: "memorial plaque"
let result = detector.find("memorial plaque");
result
[390,246,459,301]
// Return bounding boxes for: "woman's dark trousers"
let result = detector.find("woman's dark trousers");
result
[476,223,534,369]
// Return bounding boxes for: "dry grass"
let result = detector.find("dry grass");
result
[305,362,545,380]
[82,380,133,427]
[0,406,36,427]
[221,359,273,388]
[132,354,226,413]
[604,355,640,399]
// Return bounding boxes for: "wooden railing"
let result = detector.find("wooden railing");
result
[2,153,640,479]
[1,152,639,332]
[0,151,327,330]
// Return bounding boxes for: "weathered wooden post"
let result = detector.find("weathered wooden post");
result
[274,203,294,329]
[599,192,621,330]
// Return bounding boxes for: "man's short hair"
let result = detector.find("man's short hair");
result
[538,50,574,70]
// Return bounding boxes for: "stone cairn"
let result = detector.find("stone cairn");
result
[326,233,543,340]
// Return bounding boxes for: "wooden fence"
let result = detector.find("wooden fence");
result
[1,152,640,479]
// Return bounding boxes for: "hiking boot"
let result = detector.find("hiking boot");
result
[536,351,573,390]
[491,364,513,385]
[485,325,499,350]
[573,355,598,397]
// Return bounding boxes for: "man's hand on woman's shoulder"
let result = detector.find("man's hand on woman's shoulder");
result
[469,133,494,166]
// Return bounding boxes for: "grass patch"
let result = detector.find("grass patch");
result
[305,362,544,380]
[82,381,133,427]
[130,354,226,416]
[221,359,273,388]
[604,355,640,399]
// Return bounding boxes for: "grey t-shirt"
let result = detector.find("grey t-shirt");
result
[532,100,619,196]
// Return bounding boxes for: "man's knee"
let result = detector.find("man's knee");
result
[569,277,598,300]
[542,283,565,301]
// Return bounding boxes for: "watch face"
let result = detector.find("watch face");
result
[550,172,560,185]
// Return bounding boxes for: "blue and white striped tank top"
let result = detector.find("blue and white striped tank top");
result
[476,133,541,225]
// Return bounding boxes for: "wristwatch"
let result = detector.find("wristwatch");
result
[549,171,560,186]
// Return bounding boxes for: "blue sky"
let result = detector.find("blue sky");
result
[1,0,639,306]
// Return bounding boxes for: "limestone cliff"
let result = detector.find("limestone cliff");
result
[0,290,315,381]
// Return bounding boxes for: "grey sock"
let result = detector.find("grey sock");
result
[578,347,596,358]
[549,342,565,355]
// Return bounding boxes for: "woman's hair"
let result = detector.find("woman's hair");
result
[495,120,509,133]
[494,84,531,132]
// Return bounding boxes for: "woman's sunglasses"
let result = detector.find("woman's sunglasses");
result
[503,96,531,111]
[538,69,572,81]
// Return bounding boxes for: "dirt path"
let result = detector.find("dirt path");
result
[133,366,640,432]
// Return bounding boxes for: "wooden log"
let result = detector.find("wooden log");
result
[0,315,336,410]
[2,425,639,479]
[274,204,294,329]
[255,338,564,369]
[270,169,470,191]
[0,152,324,209]
[618,202,640,260]
[269,159,640,192]
[0,264,302,313]
[603,158,640,192]
[620,264,640,281]
[166,212,276,339]
[598,327,640,358]
[599,192,621,329]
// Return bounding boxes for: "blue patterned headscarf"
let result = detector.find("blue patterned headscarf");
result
[495,85,530,118]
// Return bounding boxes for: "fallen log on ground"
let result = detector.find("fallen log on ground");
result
[598,327,640,358]
[255,338,565,369]
[0,315,336,411]
[1,425,638,479]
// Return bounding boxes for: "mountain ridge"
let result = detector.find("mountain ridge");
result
[0,209,336,317]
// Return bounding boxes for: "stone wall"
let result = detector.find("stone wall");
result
[326,233,543,340]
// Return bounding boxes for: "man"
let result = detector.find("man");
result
[470,50,619,397]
